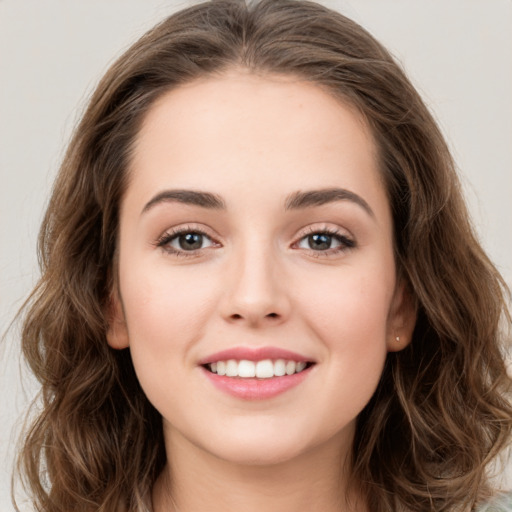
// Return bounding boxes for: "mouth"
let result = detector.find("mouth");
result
[199,347,316,400]
[202,359,314,379]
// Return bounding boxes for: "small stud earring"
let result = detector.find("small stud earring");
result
[395,336,400,342]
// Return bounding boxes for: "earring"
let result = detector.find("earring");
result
[395,336,400,342]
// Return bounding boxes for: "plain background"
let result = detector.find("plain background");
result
[1,0,511,509]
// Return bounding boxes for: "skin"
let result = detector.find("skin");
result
[107,69,416,512]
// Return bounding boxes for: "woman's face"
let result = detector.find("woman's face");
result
[108,70,414,465]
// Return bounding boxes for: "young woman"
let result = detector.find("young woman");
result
[15,0,512,511]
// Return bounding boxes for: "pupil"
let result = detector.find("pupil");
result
[180,233,202,250]
[309,233,331,250]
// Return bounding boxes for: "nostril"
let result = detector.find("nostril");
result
[228,312,279,321]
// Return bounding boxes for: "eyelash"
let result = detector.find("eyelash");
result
[155,225,356,259]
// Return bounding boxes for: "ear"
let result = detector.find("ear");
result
[386,279,417,353]
[106,288,129,350]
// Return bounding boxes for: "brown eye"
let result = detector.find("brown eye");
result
[176,232,204,250]
[307,233,333,251]
[295,229,356,256]
[157,228,216,256]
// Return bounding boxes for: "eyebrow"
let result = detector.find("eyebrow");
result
[284,188,374,217]
[142,189,226,213]
[141,187,374,218]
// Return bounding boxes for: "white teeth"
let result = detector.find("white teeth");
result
[256,359,274,378]
[285,360,296,375]
[238,360,256,377]
[206,358,310,378]
[274,359,286,377]
[217,361,226,376]
[226,359,238,377]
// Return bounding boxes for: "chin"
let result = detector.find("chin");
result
[209,441,306,467]
[197,424,333,467]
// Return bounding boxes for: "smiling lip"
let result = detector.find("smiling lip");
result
[198,346,312,365]
[198,346,315,400]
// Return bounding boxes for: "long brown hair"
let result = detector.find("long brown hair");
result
[16,1,512,511]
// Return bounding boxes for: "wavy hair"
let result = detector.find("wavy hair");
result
[15,0,512,511]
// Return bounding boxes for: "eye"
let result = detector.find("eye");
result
[156,226,217,257]
[295,228,355,256]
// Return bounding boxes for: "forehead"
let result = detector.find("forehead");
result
[127,70,388,222]
[135,69,374,156]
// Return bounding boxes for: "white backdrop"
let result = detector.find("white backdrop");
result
[1,0,511,509]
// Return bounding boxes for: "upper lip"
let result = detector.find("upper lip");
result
[198,346,314,365]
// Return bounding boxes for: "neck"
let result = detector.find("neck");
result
[152,428,366,512]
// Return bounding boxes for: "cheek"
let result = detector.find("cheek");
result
[300,267,393,344]
[120,263,220,367]
[296,264,393,408]
[119,264,224,419]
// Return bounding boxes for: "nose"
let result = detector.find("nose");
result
[219,241,291,328]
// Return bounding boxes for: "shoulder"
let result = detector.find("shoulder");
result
[477,492,512,512]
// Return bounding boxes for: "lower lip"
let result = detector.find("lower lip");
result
[201,366,313,400]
